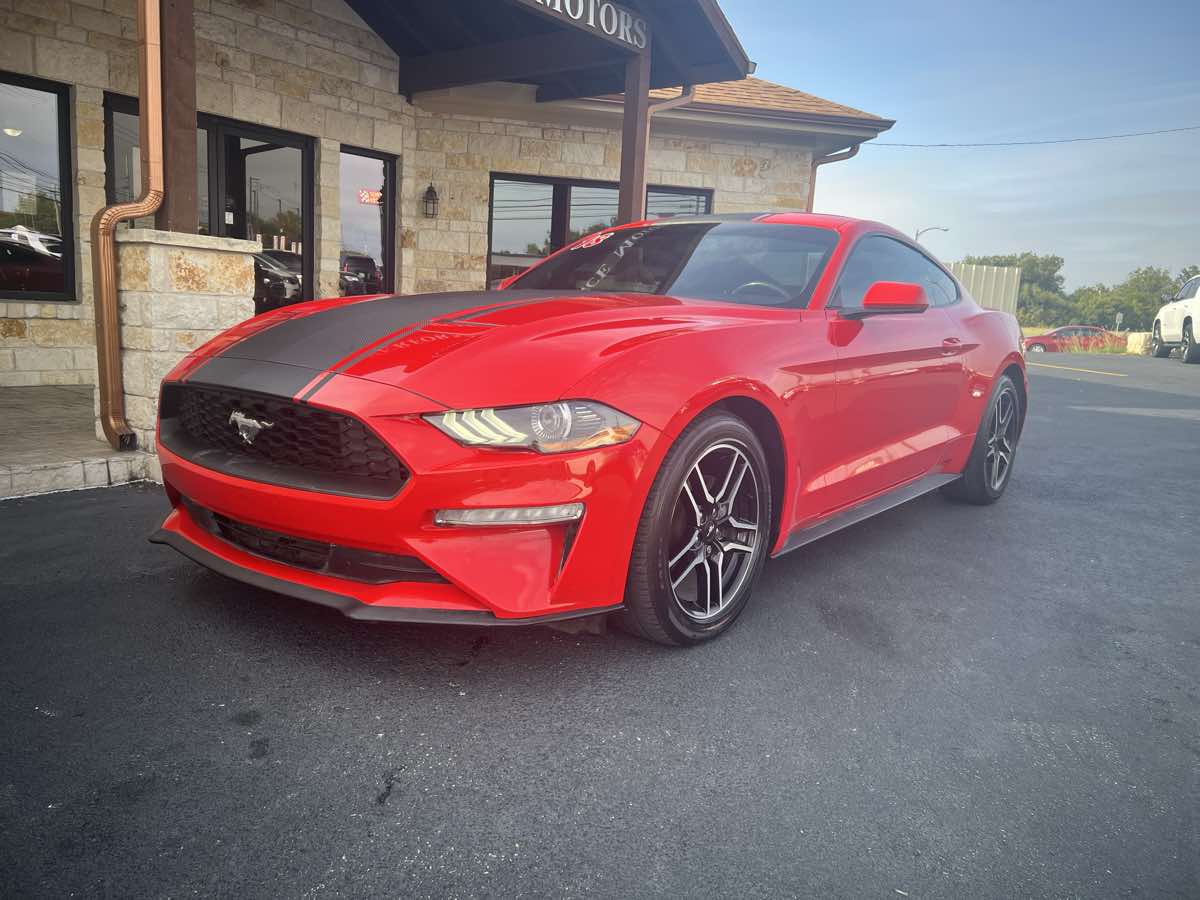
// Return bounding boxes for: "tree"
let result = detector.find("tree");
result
[962,252,1070,326]
[1108,266,1178,331]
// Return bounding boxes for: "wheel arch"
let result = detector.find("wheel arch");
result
[1001,360,1028,433]
[711,395,787,550]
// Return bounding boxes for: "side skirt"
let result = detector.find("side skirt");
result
[772,472,960,558]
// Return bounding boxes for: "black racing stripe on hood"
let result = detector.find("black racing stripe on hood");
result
[185,357,323,397]
[185,291,560,398]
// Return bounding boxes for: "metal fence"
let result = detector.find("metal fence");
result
[950,263,1021,315]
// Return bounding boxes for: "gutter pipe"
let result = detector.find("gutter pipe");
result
[807,143,860,212]
[91,0,164,450]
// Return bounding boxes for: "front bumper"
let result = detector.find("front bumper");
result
[149,526,621,625]
[154,374,665,624]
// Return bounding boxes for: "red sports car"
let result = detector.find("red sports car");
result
[152,214,1027,645]
[1022,325,1121,353]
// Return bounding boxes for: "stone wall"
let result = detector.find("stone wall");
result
[1,0,119,384]
[114,228,256,479]
[1,0,410,381]
[0,302,95,386]
[191,0,409,297]
[401,108,814,294]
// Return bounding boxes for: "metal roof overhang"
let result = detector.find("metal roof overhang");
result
[343,0,754,100]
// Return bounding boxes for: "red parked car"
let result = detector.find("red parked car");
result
[152,214,1027,645]
[1022,325,1120,353]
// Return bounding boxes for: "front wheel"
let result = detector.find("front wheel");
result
[1026,343,1046,353]
[621,412,772,646]
[942,374,1022,505]
[1180,322,1200,364]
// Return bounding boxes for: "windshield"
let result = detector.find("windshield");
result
[263,251,302,273]
[342,256,378,275]
[255,254,292,276]
[510,222,839,307]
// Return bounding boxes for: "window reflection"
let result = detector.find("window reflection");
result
[338,150,391,296]
[489,179,554,285]
[568,185,618,242]
[1,78,69,297]
[487,175,711,287]
[104,98,209,234]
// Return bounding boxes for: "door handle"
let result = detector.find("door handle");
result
[941,337,962,355]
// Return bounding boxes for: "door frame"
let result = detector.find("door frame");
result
[338,143,398,295]
[199,114,317,300]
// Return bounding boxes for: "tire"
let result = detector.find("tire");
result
[620,411,772,646]
[942,374,1022,505]
[1150,322,1171,358]
[1180,322,1200,364]
[1027,343,1046,353]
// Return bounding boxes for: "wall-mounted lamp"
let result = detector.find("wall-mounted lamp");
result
[3,127,22,137]
[422,183,439,218]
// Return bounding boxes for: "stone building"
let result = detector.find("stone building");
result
[0,0,891,495]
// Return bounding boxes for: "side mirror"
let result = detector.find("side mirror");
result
[843,281,930,318]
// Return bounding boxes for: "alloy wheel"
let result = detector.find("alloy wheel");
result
[1028,344,1045,352]
[665,442,761,622]
[984,387,1018,492]
[1151,325,1162,356]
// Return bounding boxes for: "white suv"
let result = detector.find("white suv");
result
[1152,276,1200,363]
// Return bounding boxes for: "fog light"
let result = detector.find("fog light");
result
[434,503,584,527]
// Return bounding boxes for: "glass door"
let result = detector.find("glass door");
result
[203,117,315,299]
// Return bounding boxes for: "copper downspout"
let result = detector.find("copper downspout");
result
[91,0,164,450]
[807,143,860,212]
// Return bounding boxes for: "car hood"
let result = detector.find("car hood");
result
[189,290,778,409]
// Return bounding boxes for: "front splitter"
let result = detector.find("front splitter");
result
[150,528,623,626]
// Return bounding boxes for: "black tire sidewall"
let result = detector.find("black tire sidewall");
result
[633,413,772,644]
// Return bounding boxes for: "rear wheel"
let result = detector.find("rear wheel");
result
[1150,322,1171,358]
[942,374,1021,505]
[1180,322,1200,364]
[1027,343,1046,353]
[621,412,771,646]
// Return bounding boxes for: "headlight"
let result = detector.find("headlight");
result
[425,401,639,453]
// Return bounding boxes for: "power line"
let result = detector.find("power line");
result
[870,124,1200,148]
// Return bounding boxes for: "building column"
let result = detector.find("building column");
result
[155,0,198,232]
[316,138,343,299]
[616,51,651,224]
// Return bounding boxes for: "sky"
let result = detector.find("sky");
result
[720,0,1199,289]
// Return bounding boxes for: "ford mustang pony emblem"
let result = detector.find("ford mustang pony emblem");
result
[228,410,273,444]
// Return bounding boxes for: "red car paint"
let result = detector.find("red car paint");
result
[154,214,1026,624]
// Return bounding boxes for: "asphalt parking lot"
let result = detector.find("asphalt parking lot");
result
[1,353,1197,898]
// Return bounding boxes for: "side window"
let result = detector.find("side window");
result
[830,235,956,309]
[915,255,958,307]
[1181,278,1200,300]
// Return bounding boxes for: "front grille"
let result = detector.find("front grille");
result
[184,499,445,585]
[160,383,408,499]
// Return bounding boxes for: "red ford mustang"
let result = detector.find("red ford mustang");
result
[152,213,1027,645]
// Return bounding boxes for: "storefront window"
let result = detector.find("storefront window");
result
[487,175,711,285]
[338,147,395,296]
[0,73,74,300]
[103,94,209,233]
[489,179,555,282]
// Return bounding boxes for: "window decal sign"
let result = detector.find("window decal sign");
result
[357,189,383,205]
[572,231,615,250]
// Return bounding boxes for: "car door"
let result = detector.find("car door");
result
[1161,281,1190,342]
[1167,278,1200,341]
[820,234,968,512]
